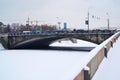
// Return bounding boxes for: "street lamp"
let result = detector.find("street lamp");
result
[85,11,90,39]
[56,17,61,30]
[106,13,110,30]
[58,22,61,29]
[88,11,90,36]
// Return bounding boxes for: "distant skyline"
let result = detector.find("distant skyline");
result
[0,0,120,29]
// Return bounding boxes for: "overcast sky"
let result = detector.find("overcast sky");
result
[0,0,120,29]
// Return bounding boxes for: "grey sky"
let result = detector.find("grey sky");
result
[0,0,120,29]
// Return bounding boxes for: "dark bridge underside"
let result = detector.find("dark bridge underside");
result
[14,37,65,49]
[12,37,95,51]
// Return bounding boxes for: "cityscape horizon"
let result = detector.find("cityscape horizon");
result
[1,0,120,29]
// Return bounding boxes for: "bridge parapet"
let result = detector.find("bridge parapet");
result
[74,32,120,80]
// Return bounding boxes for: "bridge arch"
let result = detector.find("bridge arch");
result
[13,36,96,49]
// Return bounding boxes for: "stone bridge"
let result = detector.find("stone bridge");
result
[0,30,116,49]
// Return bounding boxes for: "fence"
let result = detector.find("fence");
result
[74,32,120,80]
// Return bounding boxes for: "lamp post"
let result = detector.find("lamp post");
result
[56,17,61,30]
[85,11,90,39]
[58,22,61,29]
[106,13,110,30]
[88,11,90,37]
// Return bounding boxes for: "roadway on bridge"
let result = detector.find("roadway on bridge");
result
[92,36,120,80]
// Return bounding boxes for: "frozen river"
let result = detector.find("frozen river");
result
[0,40,97,80]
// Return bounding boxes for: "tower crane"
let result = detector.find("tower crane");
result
[26,18,46,26]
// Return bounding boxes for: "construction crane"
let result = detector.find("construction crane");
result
[26,18,46,26]
[26,17,33,26]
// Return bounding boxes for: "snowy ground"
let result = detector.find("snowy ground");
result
[0,43,4,50]
[50,39,97,47]
[92,37,120,80]
[0,50,88,80]
[0,39,97,80]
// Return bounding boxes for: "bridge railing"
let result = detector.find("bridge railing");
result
[73,32,120,80]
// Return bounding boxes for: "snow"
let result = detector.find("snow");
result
[50,39,97,47]
[0,43,4,50]
[0,39,97,80]
[84,66,90,71]
[92,35,120,80]
[0,50,87,80]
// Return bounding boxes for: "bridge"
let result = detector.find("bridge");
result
[0,30,116,49]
